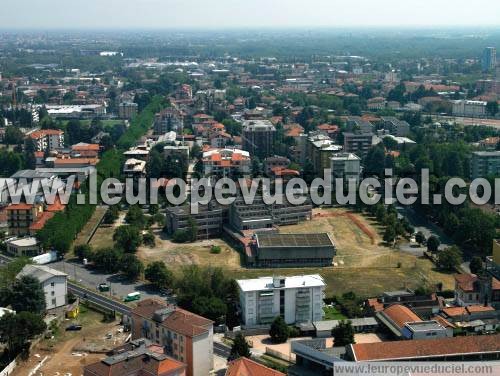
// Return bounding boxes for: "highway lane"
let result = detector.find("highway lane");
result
[68,282,131,316]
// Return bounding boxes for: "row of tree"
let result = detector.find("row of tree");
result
[36,96,167,254]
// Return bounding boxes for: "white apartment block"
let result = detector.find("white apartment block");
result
[17,264,68,310]
[452,100,487,117]
[330,152,361,186]
[28,129,65,151]
[237,275,325,326]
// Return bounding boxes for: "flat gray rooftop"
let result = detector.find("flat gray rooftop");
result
[256,232,334,248]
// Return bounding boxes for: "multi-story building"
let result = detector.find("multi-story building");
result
[482,47,497,72]
[367,97,387,111]
[264,156,291,175]
[237,275,325,326]
[452,100,487,117]
[346,116,374,134]
[330,153,361,186]
[165,203,227,240]
[17,264,67,310]
[454,273,482,306]
[123,158,147,180]
[307,133,343,174]
[118,102,139,119]
[202,148,251,178]
[6,202,48,236]
[84,338,186,376]
[45,104,106,119]
[470,151,500,179]
[130,299,213,376]
[28,129,65,152]
[343,132,373,158]
[246,232,335,268]
[242,120,276,158]
[164,145,190,161]
[229,195,312,232]
[154,108,184,134]
[380,117,411,137]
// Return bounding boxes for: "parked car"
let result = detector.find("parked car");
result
[66,324,83,331]
[98,283,110,292]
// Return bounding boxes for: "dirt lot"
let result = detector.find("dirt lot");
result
[280,207,414,268]
[137,230,241,269]
[132,207,454,298]
[12,307,127,376]
[72,206,108,251]
[88,225,115,250]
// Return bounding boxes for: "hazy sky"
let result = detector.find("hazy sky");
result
[1,0,499,29]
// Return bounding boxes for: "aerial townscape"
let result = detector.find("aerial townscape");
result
[0,1,500,375]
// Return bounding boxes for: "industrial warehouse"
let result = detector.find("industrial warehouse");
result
[246,232,336,267]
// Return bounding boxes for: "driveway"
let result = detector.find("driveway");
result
[396,206,452,254]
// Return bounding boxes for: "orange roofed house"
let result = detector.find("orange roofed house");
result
[453,273,500,307]
[84,338,186,376]
[376,304,451,340]
[226,357,285,376]
[202,148,251,178]
[6,197,66,236]
[130,299,214,376]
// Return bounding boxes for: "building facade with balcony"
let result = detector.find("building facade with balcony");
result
[130,299,213,376]
[237,275,325,326]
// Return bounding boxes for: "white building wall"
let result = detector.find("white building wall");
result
[312,286,325,322]
[192,329,213,376]
[284,288,296,324]
[43,275,67,310]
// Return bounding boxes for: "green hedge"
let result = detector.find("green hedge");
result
[37,96,168,254]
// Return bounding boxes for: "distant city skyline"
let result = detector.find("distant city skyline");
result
[1,0,500,30]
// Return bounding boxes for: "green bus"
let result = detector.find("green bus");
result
[124,292,141,302]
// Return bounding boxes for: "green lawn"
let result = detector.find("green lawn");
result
[323,306,347,320]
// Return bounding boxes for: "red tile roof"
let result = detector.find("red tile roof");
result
[84,346,185,376]
[350,334,500,361]
[29,129,64,139]
[271,167,300,177]
[431,315,455,329]
[46,197,65,212]
[442,306,468,318]
[6,203,35,210]
[29,211,55,231]
[132,299,213,338]
[381,304,421,329]
[226,357,285,376]
[466,305,495,314]
[72,143,100,151]
[367,298,384,312]
[454,273,479,292]
[54,157,99,166]
[492,277,500,291]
